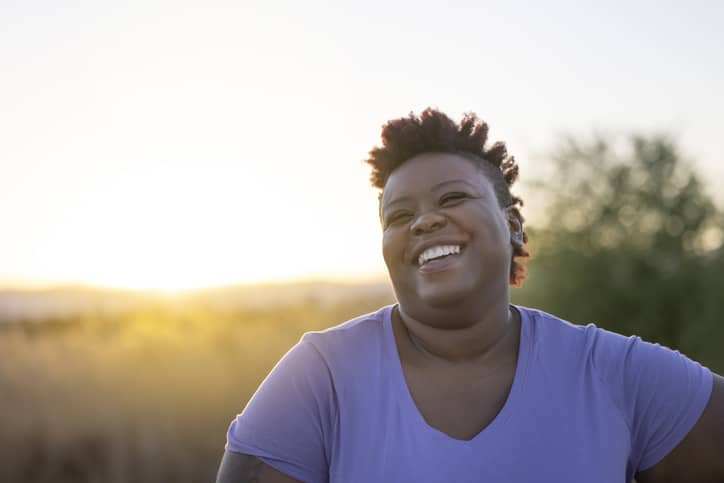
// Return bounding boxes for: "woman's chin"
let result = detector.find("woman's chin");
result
[415,281,474,309]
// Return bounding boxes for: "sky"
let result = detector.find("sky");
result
[1,0,723,290]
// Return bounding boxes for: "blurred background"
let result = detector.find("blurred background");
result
[1,1,722,482]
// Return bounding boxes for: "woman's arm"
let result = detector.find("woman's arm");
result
[636,373,724,483]
[222,339,334,482]
[216,451,302,483]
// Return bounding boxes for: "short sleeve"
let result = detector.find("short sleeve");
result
[226,337,336,483]
[591,328,713,472]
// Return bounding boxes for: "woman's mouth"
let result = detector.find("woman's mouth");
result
[417,244,464,272]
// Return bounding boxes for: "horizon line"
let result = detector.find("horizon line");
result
[0,273,391,293]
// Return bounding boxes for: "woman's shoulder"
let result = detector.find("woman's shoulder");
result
[298,304,393,366]
[517,305,708,383]
[517,305,600,348]
[303,304,391,340]
[517,305,646,368]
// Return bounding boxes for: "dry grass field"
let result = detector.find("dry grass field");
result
[0,288,394,483]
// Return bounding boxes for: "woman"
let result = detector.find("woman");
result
[217,109,723,482]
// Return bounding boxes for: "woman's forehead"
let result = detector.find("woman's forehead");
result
[380,153,491,204]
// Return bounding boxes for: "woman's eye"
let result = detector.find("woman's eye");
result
[440,193,469,206]
[385,212,412,227]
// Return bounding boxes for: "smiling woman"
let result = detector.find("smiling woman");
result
[380,152,525,326]
[216,108,724,483]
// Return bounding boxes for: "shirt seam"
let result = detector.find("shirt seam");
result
[303,339,340,471]
[589,333,636,462]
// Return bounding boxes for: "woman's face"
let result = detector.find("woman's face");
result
[380,152,515,313]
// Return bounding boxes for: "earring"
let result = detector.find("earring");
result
[511,230,524,246]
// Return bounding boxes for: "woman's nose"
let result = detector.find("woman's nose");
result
[410,211,447,235]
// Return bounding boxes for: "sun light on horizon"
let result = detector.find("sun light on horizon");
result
[2,1,723,291]
[1,160,388,291]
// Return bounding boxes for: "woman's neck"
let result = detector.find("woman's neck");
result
[395,301,518,364]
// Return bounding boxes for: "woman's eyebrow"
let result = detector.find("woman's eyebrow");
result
[382,195,412,211]
[430,179,478,191]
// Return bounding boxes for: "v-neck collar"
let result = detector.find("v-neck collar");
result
[382,304,532,446]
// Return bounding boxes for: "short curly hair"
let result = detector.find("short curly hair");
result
[364,107,530,287]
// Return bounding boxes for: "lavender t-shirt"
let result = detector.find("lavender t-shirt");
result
[226,305,712,482]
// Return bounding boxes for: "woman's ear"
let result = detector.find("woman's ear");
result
[506,207,524,247]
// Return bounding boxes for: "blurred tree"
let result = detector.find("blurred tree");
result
[514,134,724,372]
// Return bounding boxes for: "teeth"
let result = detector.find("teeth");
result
[418,245,461,266]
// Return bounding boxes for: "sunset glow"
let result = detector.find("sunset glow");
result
[2,1,723,290]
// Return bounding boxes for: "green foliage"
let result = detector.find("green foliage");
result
[513,134,724,372]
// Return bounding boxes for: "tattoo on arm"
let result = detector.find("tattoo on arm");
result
[242,456,262,483]
[216,452,262,483]
[216,451,301,483]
